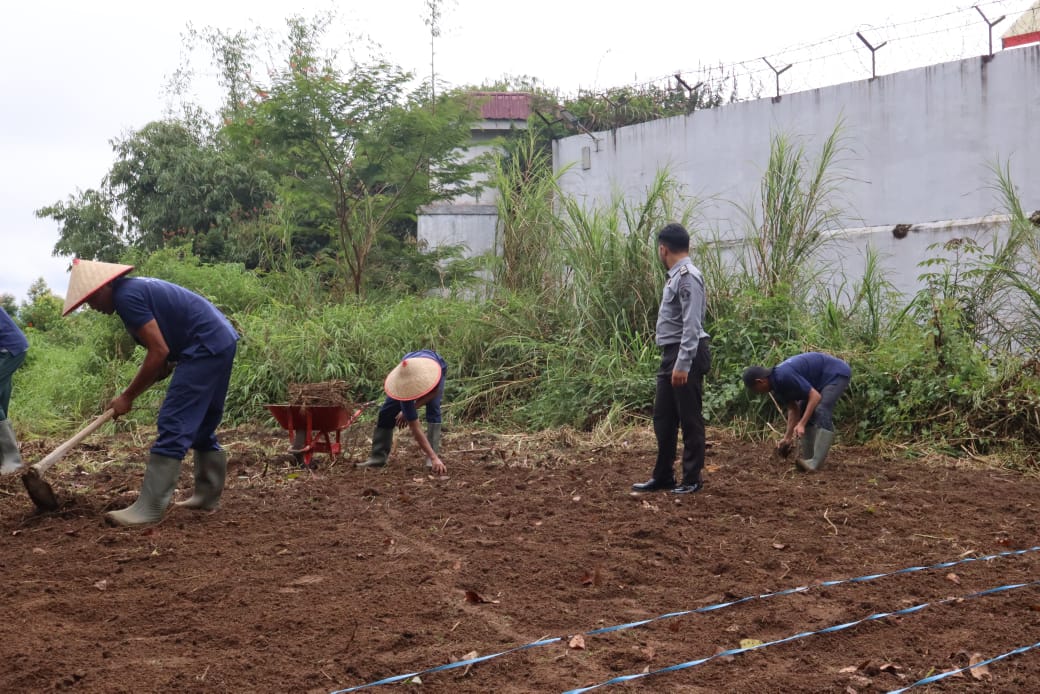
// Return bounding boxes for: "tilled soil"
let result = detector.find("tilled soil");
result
[1,424,1039,693]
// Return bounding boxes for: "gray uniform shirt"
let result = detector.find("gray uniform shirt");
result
[655,257,709,373]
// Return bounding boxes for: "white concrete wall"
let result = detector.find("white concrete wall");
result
[448,143,499,206]
[814,215,1013,298]
[555,46,1040,246]
[417,204,500,256]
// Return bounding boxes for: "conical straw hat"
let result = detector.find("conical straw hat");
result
[62,258,134,316]
[383,356,443,401]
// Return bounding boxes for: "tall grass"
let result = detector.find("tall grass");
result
[491,130,563,295]
[817,245,899,349]
[737,121,850,301]
[978,160,1040,353]
[555,170,691,341]
[706,123,853,424]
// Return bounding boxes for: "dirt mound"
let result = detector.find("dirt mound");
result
[2,425,1038,693]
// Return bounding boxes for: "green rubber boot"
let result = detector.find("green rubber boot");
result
[175,449,227,510]
[798,428,834,472]
[106,453,181,527]
[357,427,394,469]
[424,422,442,469]
[800,424,817,461]
[0,419,23,476]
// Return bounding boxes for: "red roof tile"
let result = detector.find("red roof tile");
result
[469,92,531,120]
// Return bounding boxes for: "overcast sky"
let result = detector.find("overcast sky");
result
[1,0,1032,303]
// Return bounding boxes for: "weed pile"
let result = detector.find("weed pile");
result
[287,380,357,409]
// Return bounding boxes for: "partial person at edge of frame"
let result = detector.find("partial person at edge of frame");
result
[358,350,448,475]
[742,351,852,472]
[0,306,28,476]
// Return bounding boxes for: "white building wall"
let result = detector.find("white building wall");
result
[417,204,500,256]
[417,118,523,254]
[555,46,1040,267]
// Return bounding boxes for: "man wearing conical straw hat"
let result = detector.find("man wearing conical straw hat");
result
[358,350,448,474]
[62,258,239,526]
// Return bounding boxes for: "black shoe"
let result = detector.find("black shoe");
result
[631,478,675,492]
[671,481,703,495]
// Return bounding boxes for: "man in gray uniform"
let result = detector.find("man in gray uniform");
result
[633,223,712,495]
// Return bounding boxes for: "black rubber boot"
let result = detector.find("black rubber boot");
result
[800,424,817,461]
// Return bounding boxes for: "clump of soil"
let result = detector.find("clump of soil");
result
[287,380,355,409]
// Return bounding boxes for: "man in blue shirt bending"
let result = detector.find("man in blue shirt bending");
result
[357,350,448,474]
[62,259,239,526]
[742,352,852,471]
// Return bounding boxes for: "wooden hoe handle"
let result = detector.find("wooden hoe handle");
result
[31,409,116,475]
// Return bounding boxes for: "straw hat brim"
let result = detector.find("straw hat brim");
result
[62,259,134,316]
[383,356,443,401]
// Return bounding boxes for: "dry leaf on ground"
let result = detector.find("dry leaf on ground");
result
[968,653,992,680]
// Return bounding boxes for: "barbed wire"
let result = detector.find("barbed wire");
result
[599,0,1036,101]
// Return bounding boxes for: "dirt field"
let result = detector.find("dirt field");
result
[2,422,1039,693]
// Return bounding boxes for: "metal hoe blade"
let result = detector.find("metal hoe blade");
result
[19,409,115,512]
[21,467,60,512]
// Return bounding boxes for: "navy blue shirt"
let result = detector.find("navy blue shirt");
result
[0,308,28,355]
[112,277,238,360]
[398,350,447,422]
[771,352,851,405]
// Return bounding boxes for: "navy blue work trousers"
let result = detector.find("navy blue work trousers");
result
[801,376,850,431]
[0,349,26,421]
[152,343,237,459]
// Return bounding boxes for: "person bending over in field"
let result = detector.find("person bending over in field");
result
[742,352,851,472]
[62,259,239,526]
[357,350,447,475]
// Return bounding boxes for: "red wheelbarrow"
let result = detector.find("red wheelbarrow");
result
[265,401,375,469]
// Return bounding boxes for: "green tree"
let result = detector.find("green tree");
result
[0,294,17,320]
[38,118,274,264]
[36,188,126,261]
[20,278,63,332]
[107,120,275,260]
[224,17,484,295]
